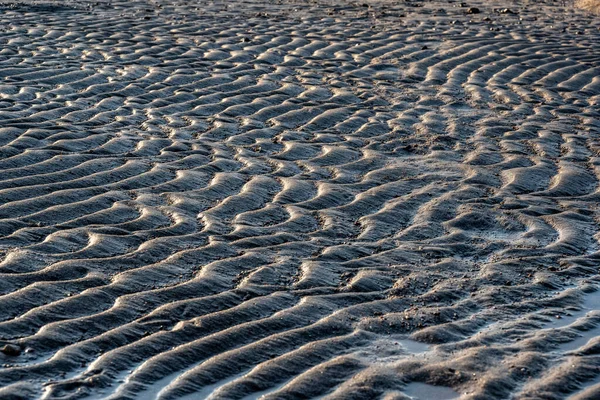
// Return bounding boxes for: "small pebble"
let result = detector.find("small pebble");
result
[1,344,21,356]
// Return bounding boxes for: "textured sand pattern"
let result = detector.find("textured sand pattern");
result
[0,0,599,399]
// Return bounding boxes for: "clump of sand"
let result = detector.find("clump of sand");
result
[577,0,600,14]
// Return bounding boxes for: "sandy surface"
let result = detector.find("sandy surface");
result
[0,0,599,399]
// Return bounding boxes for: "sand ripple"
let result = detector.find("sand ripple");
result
[0,0,599,399]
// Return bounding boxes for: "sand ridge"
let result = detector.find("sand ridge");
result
[0,0,599,399]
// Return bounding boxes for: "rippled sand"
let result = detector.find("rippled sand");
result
[0,0,599,399]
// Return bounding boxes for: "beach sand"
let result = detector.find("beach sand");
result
[0,0,599,398]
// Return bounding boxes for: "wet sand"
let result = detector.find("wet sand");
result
[0,0,599,399]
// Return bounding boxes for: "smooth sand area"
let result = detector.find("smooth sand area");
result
[0,0,599,399]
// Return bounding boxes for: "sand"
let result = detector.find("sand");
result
[0,0,599,399]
